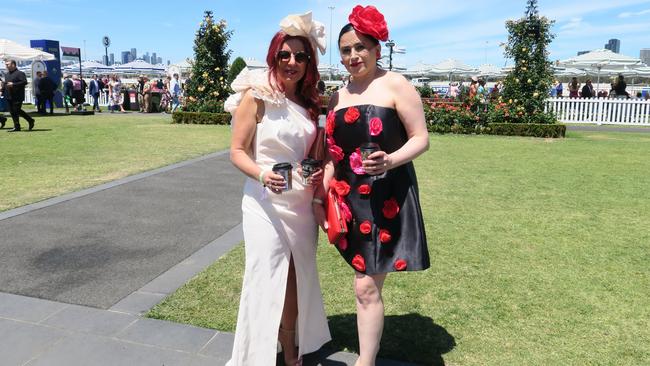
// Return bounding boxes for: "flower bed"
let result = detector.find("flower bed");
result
[424,96,564,138]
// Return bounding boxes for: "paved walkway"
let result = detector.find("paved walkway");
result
[0,151,417,366]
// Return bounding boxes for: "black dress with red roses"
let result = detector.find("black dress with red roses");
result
[326,104,430,275]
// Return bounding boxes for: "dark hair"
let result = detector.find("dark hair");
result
[266,31,320,123]
[337,23,379,47]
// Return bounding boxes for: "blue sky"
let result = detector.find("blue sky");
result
[5,0,650,69]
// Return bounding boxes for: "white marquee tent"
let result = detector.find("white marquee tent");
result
[0,39,55,61]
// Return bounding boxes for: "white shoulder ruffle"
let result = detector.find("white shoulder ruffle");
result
[224,67,286,115]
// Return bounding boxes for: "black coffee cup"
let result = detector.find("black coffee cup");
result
[360,142,380,161]
[272,162,292,191]
[300,158,321,184]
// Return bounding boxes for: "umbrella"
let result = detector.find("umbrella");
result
[62,60,113,74]
[403,61,436,77]
[429,59,477,80]
[477,64,504,78]
[0,39,55,61]
[113,59,166,75]
[557,49,643,89]
[552,66,587,77]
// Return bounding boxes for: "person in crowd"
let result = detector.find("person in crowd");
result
[136,75,146,112]
[613,74,630,98]
[108,75,126,113]
[550,80,557,97]
[448,81,459,98]
[33,71,43,114]
[597,89,608,98]
[38,70,56,115]
[469,76,478,99]
[224,11,331,365]
[89,74,102,112]
[322,6,430,365]
[581,79,594,99]
[317,79,326,95]
[142,77,152,112]
[555,80,564,98]
[62,73,73,113]
[170,73,182,112]
[489,81,501,101]
[70,74,84,111]
[159,76,172,113]
[1,60,36,132]
[569,77,580,98]
[0,75,7,128]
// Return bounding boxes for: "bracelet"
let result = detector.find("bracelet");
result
[312,198,324,205]
[258,170,266,186]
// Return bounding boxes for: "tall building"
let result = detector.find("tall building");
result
[102,55,109,65]
[641,49,650,66]
[604,39,620,53]
[109,53,114,65]
[151,52,157,65]
[143,52,150,64]
[121,51,130,64]
[131,48,137,60]
[157,57,162,64]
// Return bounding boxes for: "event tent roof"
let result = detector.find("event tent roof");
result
[0,39,55,61]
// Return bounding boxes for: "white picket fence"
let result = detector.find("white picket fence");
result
[545,97,650,125]
[24,91,111,107]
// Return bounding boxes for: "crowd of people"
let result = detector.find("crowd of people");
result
[552,74,646,99]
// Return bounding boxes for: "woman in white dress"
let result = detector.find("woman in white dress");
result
[226,12,331,366]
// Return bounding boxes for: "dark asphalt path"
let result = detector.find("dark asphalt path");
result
[0,152,244,309]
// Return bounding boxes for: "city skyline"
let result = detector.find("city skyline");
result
[4,0,650,68]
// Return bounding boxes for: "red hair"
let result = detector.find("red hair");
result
[266,31,321,123]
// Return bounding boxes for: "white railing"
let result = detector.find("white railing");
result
[24,91,112,107]
[545,97,650,125]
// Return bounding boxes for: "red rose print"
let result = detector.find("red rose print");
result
[344,106,360,124]
[349,148,365,175]
[348,5,389,42]
[379,229,392,243]
[340,199,352,222]
[338,237,348,251]
[326,110,336,136]
[352,254,366,272]
[357,184,372,195]
[359,220,372,234]
[382,198,400,219]
[328,143,344,162]
[333,179,351,197]
[369,117,383,136]
[394,259,407,271]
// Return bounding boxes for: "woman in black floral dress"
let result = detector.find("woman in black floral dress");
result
[312,5,430,366]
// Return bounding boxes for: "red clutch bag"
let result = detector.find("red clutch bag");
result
[327,188,348,244]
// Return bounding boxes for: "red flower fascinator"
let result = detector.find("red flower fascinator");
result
[348,5,389,42]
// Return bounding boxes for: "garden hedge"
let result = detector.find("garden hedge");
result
[172,111,231,125]
[427,122,566,138]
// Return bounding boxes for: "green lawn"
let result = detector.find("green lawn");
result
[148,130,650,365]
[0,112,231,211]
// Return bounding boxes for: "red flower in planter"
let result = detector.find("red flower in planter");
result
[359,220,372,235]
[369,117,383,136]
[332,179,350,197]
[352,254,366,272]
[379,229,392,244]
[382,198,400,219]
[326,110,336,136]
[344,106,360,124]
[394,258,407,271]
[357,184,372,195]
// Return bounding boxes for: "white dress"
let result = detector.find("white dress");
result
[226,71,331,365]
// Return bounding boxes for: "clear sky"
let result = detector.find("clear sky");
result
[4,0,650,69]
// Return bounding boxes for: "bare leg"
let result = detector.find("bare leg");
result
[354,272,387,366]
[279,256,300,365]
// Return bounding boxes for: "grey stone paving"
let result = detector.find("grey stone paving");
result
[0,151,420,365]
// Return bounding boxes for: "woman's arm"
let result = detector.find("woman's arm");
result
[230,89,285,192]
[364,73,429,175]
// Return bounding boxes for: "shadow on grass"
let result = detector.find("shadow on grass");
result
[324,313,455,365]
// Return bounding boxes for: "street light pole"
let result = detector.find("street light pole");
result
[328,5,335,80]
[385,40,395,71]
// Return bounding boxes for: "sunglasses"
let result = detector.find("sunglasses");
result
[276,50,310,64]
